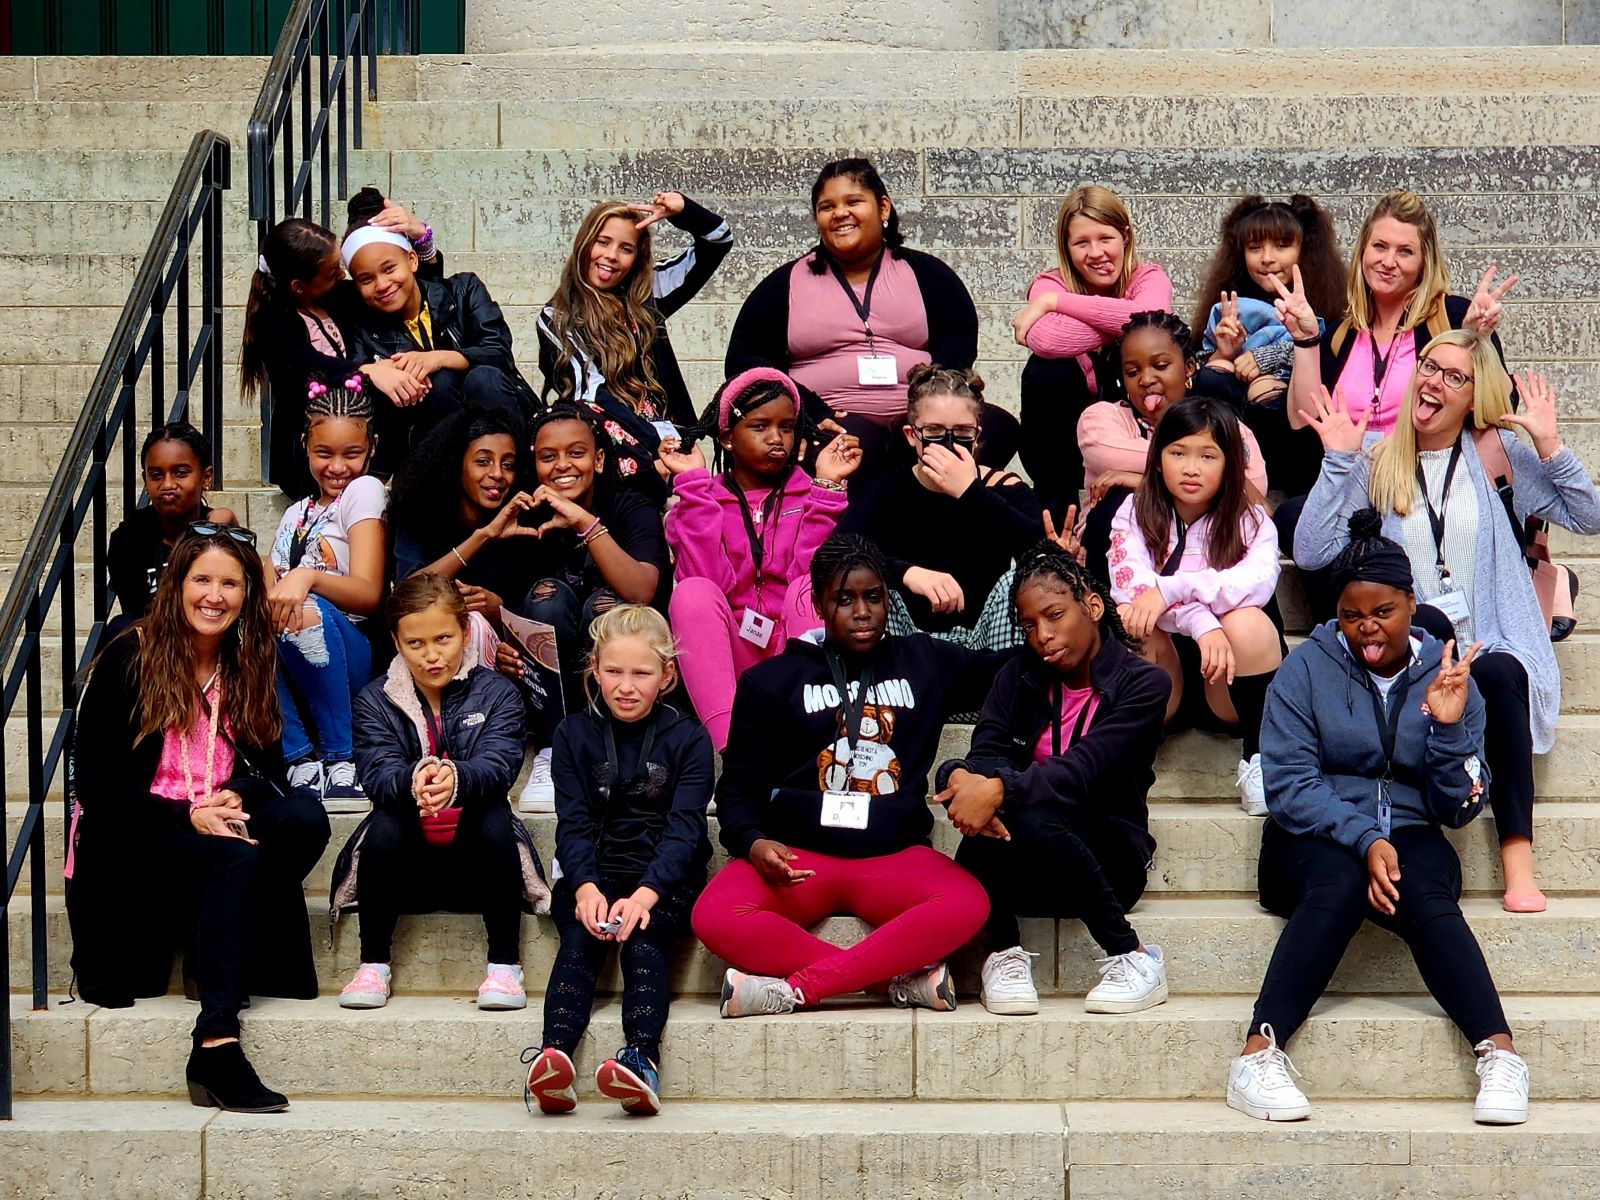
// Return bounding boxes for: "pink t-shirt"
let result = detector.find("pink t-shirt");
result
[786,253,931,424]
[150,714,236,804]
[1032,685,1100,763]
[1337,330,1416,436]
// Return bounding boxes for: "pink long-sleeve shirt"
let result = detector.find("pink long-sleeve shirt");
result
[1023,262,1174,360]
[1106,493,1280,642]
[664,466,849,619]
[1077,401,1270,498]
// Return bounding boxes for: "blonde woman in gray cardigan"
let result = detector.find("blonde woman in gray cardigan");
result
[1293,328,1600,913]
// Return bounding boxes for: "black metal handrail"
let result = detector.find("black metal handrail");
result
[245,0,405,479]
[0,130,230,1120]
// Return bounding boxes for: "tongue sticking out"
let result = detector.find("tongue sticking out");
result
[1142,393,1162,414]
[1362,643,1385,665]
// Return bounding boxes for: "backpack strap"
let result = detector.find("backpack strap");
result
[1471,424,1530,557]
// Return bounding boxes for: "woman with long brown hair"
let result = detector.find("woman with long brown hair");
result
[538,192,733,505]
[67,524,329,1113]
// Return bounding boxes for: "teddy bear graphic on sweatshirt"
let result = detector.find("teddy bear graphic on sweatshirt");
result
[817,704,901,795]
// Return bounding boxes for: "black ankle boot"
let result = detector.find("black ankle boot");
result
[185,1041,289,1113]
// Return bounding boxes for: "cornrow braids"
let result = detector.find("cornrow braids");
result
[1120,309,1193,352]
[141,421,213,469]
[303,376,375,431]
[1011,540,1139,651]
[809,533,889,610]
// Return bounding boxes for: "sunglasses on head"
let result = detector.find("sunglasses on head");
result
[184,521,257,547]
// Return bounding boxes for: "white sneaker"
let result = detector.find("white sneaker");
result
[287,758,323,793]
[981,946,1040,1015]
[518,748,555,814]
[1084,944,1168,1013]
[1236,754,1267,817]
[1227,1023,1311,1121]
[1473,1040,1530,1124]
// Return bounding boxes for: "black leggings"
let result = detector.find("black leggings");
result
[541,875,700,1065]
[1080,486,1131,590]
[954,801,1149,956]
[1018,352,1099,526]
[1249,820,1509,1046]
[520,578,619,717]
[355,802,524,964]
[373,365,529,474]
[1412,604,1536,844]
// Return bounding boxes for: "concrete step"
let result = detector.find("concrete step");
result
[11,991,1600,1102]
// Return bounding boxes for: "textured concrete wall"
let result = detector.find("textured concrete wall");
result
[465,0,1001,51]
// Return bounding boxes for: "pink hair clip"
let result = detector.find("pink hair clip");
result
[306,381,328,399]
[343,374,364,391]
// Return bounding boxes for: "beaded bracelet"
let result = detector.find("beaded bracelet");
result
[577,516,602,541]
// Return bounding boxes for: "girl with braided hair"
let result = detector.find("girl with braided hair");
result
[660,367,863,750]
[935,541,1172,1017]
[269,377,387,810]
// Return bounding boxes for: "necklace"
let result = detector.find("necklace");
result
[179,672,222,808]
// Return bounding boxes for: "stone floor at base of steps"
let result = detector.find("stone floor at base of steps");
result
[5,1095,1600,1200]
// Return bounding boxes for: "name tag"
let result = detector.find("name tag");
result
[650,420,680,446]
[820,790,870,830]
[856,354,898,386]
[1431,588,1471,630]
[1377,780,1392,837]
[738,607,775,649]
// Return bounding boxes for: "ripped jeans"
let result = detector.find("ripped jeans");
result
[277,593,373,763]
[519,578,618,714]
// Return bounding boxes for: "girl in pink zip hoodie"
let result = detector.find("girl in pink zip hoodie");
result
[661,368,863,749]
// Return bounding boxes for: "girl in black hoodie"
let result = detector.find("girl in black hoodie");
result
[692,534,999,1020]
[937,543,1171,1019]
[523,605,714,1118]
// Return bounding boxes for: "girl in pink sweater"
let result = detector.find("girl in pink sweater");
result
[1107,397,1282,816]
[662,368,862,749]
[1012,186,1174,522]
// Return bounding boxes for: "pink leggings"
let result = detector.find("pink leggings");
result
[669,575,819,750]
[690,845,989,1004]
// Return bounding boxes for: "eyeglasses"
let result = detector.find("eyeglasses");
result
[1417,357,1474,392]
[912,425,980,443]
[184,521,257,547]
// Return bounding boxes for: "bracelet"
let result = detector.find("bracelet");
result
[577,516,602,541]
[813,477,847,492]
[451,545,468,568]
[1539,443,1566,464]
[1292,334,1322,349]
[413,221,433,247]
[584,525,612,547]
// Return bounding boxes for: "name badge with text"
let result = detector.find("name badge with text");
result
[820,790,870,830]
[857,354,898,386]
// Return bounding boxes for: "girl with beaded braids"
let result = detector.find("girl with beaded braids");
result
[660,368,863,750]
[268,377,388,811]
[935,541,1172,1018]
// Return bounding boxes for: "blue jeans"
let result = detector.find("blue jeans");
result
[277,593,373,762]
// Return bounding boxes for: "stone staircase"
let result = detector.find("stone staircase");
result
[3,45,1600,1199]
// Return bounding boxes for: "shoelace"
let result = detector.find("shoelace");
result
[745,978,798,1015]
[989,949,1038,988]
[1095,951,1152,989]
[1474,1042,1526,1088]
[1253,1025,1307,1091]
[531,754,553,782]
[1234,759,1260,786]
[326,761,359,788]
[289,761,321,785]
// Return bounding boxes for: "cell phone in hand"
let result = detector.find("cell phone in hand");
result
[225,818,249,838]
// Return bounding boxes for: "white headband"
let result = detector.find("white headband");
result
[340,225,413,268]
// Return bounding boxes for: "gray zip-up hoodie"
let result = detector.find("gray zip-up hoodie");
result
[1262,622,1488,858]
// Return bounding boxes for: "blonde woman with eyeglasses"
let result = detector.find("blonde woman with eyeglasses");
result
[1292,329,1600,912]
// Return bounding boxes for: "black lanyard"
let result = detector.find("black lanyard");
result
[1049,682,1097,757]
[1364,665,1413,783]
[827,251,885,348]
[408,303,433,351]
[728,477,775,596]
[1414,440,1464,584]
[603,711,656,794]
[307,311,346,356]
[1371,329,1404,410]
[1159,517,1190,577]
[287,493,341,569]
[825,650,876,773]
[420,698,449,760]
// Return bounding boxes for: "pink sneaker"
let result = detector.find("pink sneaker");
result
[477,963,527,1011]
[339,962,391,1009]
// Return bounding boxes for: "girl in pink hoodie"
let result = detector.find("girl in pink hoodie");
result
[662,368,862,749]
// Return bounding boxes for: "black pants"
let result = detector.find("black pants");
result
[1081,486,1132,589]
[1412,605,1536,843]
[1250,820,1509,1046]
[67,787,329,1041]
[355,801,524,964]
[541,875,700,1065]
[520,578,619,717]
[1190,367,1325,497]
[1018,353,1097,526]
[1274,493,1338,623]
[954,801,1148,955]
[373,364,528,474]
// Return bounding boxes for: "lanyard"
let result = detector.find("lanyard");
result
[728,479,775,597]
[827,250,885,349]
[1414,440,1464,585]
[420,698,449,761]
[1049,682,1096,757]
[1364,666,1413,783]
[825,650,876,773]
[179,673,222,807]
[1159,517,1190,577]
[408,303,433,351]
[603,711,657,794]
[287,492,343,569]
[1370,328,1404,412]
[306,310,346,356]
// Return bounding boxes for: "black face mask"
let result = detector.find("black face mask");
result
[917,430,978,455]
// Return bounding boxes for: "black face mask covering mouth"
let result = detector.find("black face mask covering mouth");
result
[920,431,978,456]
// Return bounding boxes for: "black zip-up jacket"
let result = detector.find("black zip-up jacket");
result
[349,272,539,415]
[724,245,979,425]
[715,632,1009,860]
[550,703,715,897]
[936,636,1170,864]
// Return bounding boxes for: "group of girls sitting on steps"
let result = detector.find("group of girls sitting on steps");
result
[80,159,1600,1138]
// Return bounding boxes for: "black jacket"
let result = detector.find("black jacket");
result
[715,632,1008,860]
[938,636,1171,864]
[1318,293,1512,396]
[724,246,979,424]
[107,504,224,622]
[66,630,330,1006]
[550,702,714,896]
[349,272,539,414]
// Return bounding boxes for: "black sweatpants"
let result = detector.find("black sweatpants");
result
[355,801,524,964]
[1412,604,1536,843]
[954,801,1149,956]
[1081,485,1132,590]
[541,875,701,1065]
[1249,820,1510,1046]
[373,364,528,474]
[1018,352,1099,526]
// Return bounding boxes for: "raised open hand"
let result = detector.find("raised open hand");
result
[1503,372,1562,458]
[1304,384,1369,452]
